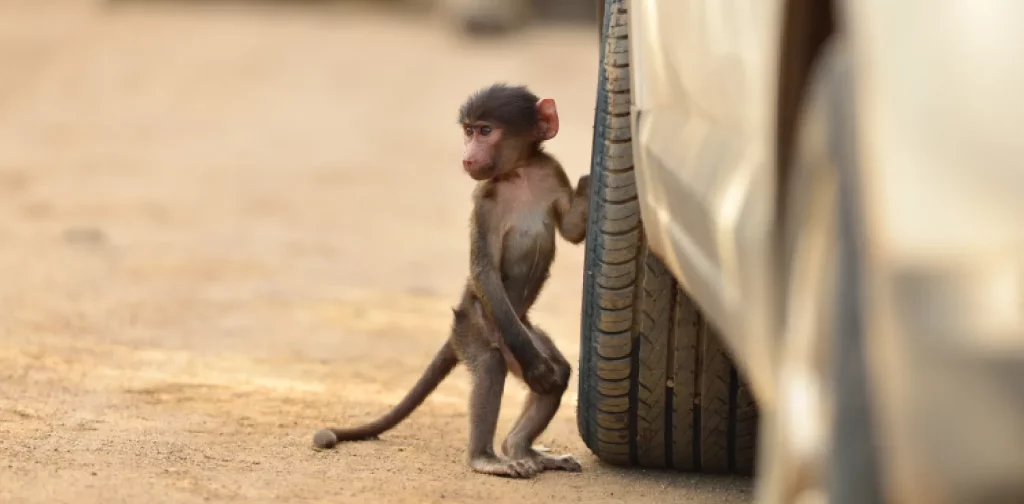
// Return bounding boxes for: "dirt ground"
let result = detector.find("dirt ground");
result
[0,2,752,502]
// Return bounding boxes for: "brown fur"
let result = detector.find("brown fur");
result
[313,84,590,479]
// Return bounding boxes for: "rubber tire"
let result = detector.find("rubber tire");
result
[576,0,759,475]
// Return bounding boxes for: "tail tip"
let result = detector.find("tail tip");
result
[312,429,338,450]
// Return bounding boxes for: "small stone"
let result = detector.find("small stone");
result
[62,226,108,246]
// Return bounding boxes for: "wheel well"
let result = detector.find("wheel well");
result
[774,0,836,221]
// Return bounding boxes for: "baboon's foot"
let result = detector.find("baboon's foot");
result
[469,454,542,478]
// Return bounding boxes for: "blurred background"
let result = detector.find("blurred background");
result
[0,1,754,503]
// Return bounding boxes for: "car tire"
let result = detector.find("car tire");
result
[575,0,759,475]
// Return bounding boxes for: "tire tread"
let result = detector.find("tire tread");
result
[577,0,758,475]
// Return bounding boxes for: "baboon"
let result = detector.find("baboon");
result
[313,83,590,479]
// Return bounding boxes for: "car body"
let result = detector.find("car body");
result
[575,1,1024,503]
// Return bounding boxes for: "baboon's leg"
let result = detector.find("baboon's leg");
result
[500,324,581,472]
[454,312,543,478]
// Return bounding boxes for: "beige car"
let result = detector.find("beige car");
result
[574,1,1024,503]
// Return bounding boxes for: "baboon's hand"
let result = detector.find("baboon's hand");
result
[523,357,566,394]
[575,174,591,196]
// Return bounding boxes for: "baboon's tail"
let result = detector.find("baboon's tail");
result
[312,341,459,449]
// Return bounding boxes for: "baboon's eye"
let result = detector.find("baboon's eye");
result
[480,126,492,136]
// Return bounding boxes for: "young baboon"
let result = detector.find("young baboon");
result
[313,83,590,479]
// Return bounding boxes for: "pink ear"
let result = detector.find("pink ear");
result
[536,98,559,140]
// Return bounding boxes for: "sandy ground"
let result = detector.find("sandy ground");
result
[0,2,753,502]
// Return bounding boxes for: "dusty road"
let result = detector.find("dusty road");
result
[0,2,753,502]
